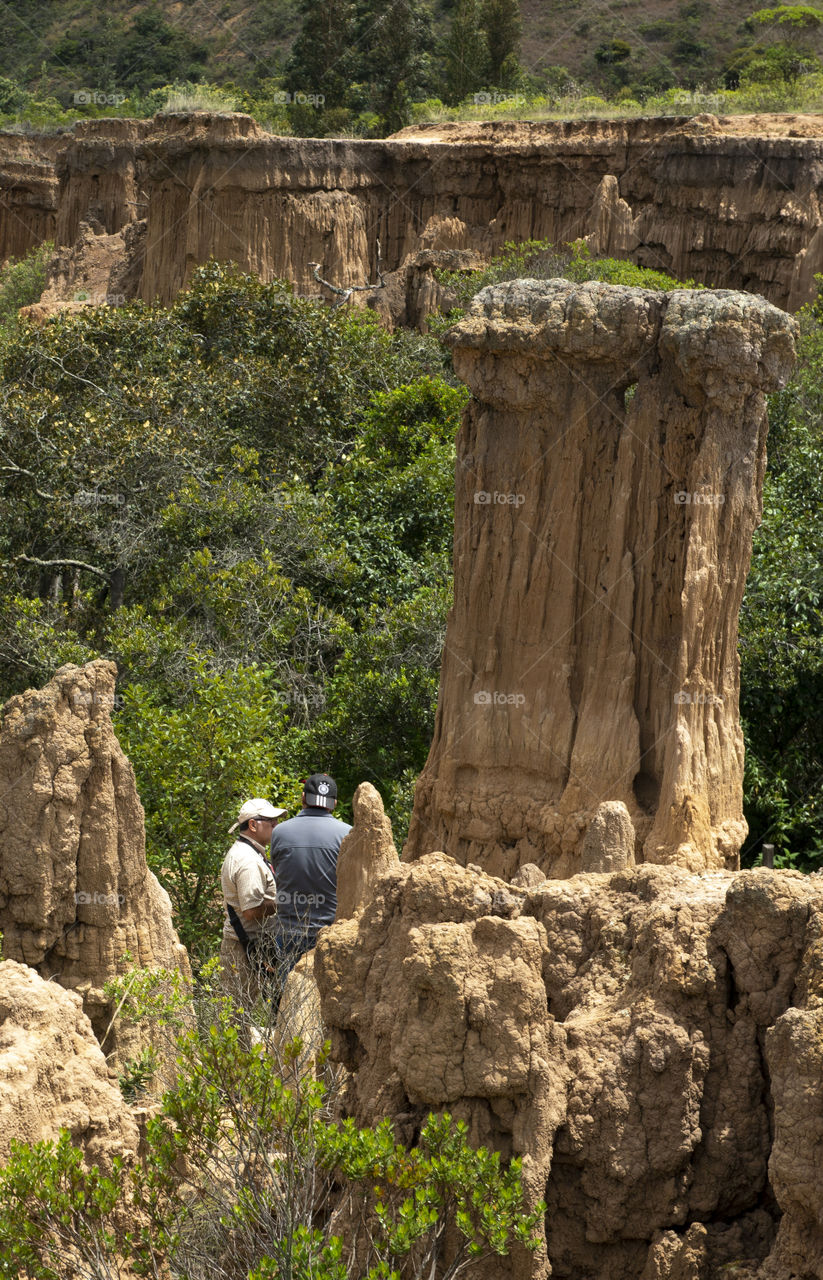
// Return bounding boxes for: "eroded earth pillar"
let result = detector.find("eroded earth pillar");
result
[405,279,796,876]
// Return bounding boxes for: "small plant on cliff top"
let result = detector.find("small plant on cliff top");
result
[432,237,694,331]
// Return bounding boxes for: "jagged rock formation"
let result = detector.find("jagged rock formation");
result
[315,852,823,1280]
[0,660,189,1060]
[404,279,796,878]
[20,215,146,323]
[7,113,823,312]
[0,131,61,263]
[581,802,636,874]
[0,959,139,1170]
[335,782,399,922]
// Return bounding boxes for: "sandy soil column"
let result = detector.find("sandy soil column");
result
[405,279,796,876]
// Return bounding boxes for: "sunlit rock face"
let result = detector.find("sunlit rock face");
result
[405,279,796,878]
[0,659,189,1063]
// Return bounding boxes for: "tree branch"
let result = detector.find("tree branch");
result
[309,239,386,308]
[11,554,108,580]
[0,464,57,501]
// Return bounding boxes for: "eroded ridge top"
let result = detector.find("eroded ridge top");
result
[446,278,798,393]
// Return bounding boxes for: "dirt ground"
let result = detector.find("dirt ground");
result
[393,111,823,144]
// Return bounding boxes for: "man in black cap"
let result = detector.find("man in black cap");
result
[269,772,352,987]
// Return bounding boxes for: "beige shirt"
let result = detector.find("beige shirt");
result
[221,836,277,940]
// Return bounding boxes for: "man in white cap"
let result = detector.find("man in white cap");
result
[220,798,286,1014]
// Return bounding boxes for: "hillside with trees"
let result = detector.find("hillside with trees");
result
[1,0,823,133]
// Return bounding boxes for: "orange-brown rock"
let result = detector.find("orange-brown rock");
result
[0,131,61,263]
[335,782,398,922]
[581,801,636,873]
[0,660,189,1061]
[315,853,823,1280]
[0,959,139,1170]
[404,279,796,877]
[9,113,823,313]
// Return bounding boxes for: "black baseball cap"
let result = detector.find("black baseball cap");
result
[304,773,338,808]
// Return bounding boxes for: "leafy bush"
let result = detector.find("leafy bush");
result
[433,237,691,323]
[0,985,544,1280]
[739,279,823,869]
[0,242,53,327]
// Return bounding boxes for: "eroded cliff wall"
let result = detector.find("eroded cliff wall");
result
[316,853,823,1280]
[6,112,823,310]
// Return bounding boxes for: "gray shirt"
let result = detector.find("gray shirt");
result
[269,806,352,935]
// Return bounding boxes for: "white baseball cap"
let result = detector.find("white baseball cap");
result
[229,798,287,833]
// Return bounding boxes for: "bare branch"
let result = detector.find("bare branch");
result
[11,554,108,580]
[309,240,387,309]
[0,464,57,501]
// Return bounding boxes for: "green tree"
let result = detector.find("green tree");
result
[0,241,52,327]
[481,0,522,86]
[0,261,456,950]
[738,280,823,869]
[353,0,436,130]
[0,75,30,115]
[737,4,823,81]
[113,7,209,93]
[286,0,357,110]
[443,0,488,104]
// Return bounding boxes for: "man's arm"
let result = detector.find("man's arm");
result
[241,898,277,923]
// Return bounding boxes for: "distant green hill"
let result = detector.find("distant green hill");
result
[0,0,795,106]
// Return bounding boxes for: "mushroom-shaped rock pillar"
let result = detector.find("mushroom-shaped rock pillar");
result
[404,279,797,878]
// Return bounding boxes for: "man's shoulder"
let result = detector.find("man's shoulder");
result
[271,812,351,846]
[222,839,264,870]
[270,815,302,842]
[222,838,246,863]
